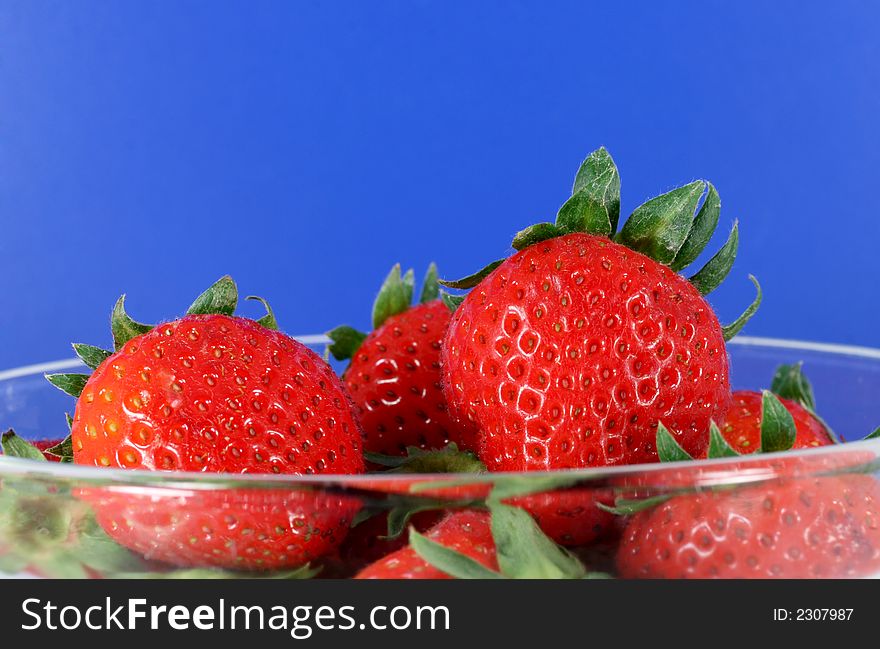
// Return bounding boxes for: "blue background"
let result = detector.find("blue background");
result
[1,1,878,369]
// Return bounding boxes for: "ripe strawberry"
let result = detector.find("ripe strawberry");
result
[45,277,365,570]
[616,475,880,578]
[511,488,616,547]
[719,391,833,454]
[355,502,593,579]
[441,148,760,471]
[328,264,475,456]
[81,487,360,571]
[47,278,365,475]
[355,510,497,579]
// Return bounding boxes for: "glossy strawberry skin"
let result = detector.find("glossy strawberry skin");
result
[344,300,475,455]
[443,233,730,471]
[355,510,497,579]
[719,390,834,454]
[616,475,880,579]
[71,314,364,476]
[81,487,361,571]
[510,489,617,547]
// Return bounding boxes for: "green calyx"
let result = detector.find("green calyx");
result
[1,430,48,462]
[361,443,487,540]
[327,262,441,361]
[721,275,762,342]
[770,362,841,444]
[364,443,486,475]
[438,147,760,333]
[656,389,798,463]
[108,275,279,352]
[410,501,590,580]
[655,361,847,465]
[40,276,280,455]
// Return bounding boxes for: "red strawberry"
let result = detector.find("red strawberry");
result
[45,277,365,570]
[719,391,833,454]
[56,282,365,475]
[328,264,475,456]
[355,510,497,579]
[441,149,759,470]
[616,475,880,578]
[81,487,360,571]
[510,489,617,547]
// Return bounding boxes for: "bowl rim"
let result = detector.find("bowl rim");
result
[1,335,878,488]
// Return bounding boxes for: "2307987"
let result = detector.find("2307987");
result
[774,609,854,621]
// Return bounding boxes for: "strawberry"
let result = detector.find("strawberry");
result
[46,277,365,475]
[44,277,366,570]
[356,501,596,579]
[81,487,359,571]
[511,488,616,547]
[440,148,760,471]
[328,264,475,456]
[719,391,833,454]
[719,363,835,453]
[616,475,880,578]
[355,510,497,579]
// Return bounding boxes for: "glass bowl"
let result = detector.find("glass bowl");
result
[1,336,879,579]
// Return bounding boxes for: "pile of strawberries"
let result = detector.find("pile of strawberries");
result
[3,147,880,579]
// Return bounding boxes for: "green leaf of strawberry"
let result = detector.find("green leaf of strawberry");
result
[486,474,581,500]
[771,362,817,411]
[769,362,840,444]
[759,390,798,453]
[419,262,440,304]
[372,264,415,329]
[45,435,74,462]
[186,275,239,316]
[111,295,154,350]
[865,427,880,440]
[689,220,739,296]
[439,259,505,290]
[655,422,694,462]
[707,420,740,458]
[72,343,112,370]
[384,504,446,540]
[597,494,672,516]
[487,502,587,579]
[722,274,762,341]
[326,325,369,361]
[45,373,90,398]
[617,180,706,265]
[365,443,486,474]
[440,291,466,313]
[245,295,280,331]
[511,223,563,251]
[670,182,721,271]
[409,528,504,579]
[1,430,47,461]
[556,147,621,236]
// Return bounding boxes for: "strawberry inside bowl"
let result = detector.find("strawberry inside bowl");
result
[1,335,879,580]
